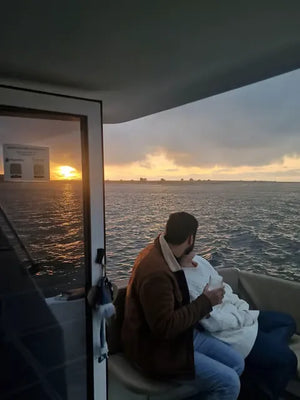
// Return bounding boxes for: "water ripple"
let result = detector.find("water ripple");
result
[0,181,299,294]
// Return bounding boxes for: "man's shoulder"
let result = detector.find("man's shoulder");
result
[132,239,169,278]
[136,242,164,267]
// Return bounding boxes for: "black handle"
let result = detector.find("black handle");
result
[95,248,105,264]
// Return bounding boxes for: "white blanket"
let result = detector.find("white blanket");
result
[184,255,259,357]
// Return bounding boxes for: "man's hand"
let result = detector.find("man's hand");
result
[180,251,198,268]
[203,283,224,307]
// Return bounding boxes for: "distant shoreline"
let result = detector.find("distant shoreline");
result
[104,179,299,184]
[105,179,274,184]
[0,175,299,184]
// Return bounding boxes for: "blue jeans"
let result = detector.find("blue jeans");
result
[184,329,244,400]
[244,311,297,399]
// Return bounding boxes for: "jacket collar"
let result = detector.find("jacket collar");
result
[159,234,182,273]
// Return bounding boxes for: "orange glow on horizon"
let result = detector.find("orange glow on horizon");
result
[104,152,300,182]
[1,154,299,182]
[52,165,81,180]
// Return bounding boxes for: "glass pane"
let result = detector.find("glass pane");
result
[0,112,88,399]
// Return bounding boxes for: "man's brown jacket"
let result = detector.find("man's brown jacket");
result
[121,236,212,379]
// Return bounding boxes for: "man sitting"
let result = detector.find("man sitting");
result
[122,212,244,400]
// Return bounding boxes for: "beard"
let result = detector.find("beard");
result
[177,241,195,263]
[184,242,194,255]
[176,243,195,264]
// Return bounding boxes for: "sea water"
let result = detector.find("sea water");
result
[0,181,299,294]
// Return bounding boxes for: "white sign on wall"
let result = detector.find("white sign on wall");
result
[3,144,50,182]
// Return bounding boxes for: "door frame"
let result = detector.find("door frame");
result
[0,85,106,400]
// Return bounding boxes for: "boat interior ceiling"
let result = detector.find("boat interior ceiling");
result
[1,2,300,123]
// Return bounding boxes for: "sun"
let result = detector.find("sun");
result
[56,165,80,180]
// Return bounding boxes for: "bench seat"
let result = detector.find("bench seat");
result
[107,268,300,399]
[108,353,197,399]
[290,335,300,377]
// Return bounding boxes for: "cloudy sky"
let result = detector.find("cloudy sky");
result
[0,68,300,181]
[103,68,300,181]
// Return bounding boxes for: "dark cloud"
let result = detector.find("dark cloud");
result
[104,69,300,168]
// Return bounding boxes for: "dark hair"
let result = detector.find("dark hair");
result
[164,212,198,245]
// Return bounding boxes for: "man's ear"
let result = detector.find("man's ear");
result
[187,234,194,245]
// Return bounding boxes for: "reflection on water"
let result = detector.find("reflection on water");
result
[0,181,299,294]
[0,181,84,294]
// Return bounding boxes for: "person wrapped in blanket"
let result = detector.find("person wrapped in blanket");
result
[183,254,298,400]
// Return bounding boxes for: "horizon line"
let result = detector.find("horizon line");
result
[0,174,299,184]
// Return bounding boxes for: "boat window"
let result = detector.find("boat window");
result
[0,109,89,399]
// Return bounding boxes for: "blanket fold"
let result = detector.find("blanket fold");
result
[184,255,259,357]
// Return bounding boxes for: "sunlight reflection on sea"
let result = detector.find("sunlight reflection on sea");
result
[0,181,299,294]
